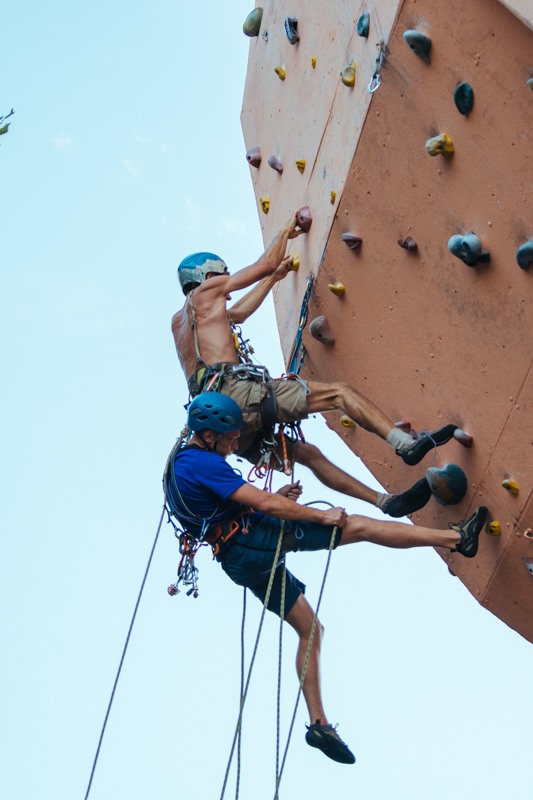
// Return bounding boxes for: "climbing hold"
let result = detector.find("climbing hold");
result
[516,241,533,270]
[296,205,312,232]
[340,415,356,428]
[454,82,474,115]
[168,583,179,596]
[243,7,263,37]
[330,191,337,204]
[290,251,300,271]
[328,282,345,297]
[486,521,502,536]
[357,12,370,38]
[453,428,473,447]
[309,315,335,344]
[525,557,533,577]
[260,196,270,214]
[403,30,432,63]
[246,146,262,168]
[295,158,306,174]
[425,133,454,156]
[311,56,317,69]
[502,478,519,496]
[341,233,363,250]
[426,464,467,506]
[527,78,533,90]
[398,236,418,251]
[275,66,286,81]
[448,233,490,266]
[268,154,283,174]
[340,61,356,87]
[284,17,299,44]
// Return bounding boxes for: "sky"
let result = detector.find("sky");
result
[2,2,533,799]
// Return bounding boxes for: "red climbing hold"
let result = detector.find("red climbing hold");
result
[453,428,473,447]
[296,205,313,232]
[246,146,262,168]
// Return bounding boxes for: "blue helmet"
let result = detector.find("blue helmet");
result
[177,251,228,293]
[188,393,243,433]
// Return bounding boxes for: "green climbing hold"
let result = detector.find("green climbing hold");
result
[426,464,467,506]
[243,7,263,37]
[516,241,533,270]
[357,12,370,38]
[454,82,474,115]
[403,30,431,63]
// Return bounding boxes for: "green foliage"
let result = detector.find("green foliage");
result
[0,108,14,140]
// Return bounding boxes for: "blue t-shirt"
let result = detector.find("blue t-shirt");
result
[166,445,246,533]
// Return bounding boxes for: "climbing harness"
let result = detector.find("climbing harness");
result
[368,39,388,92]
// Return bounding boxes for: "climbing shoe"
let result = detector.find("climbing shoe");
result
[305,721,355,765]
[397,424,458,466]
[450,506,488,558]
[382,477,432,517]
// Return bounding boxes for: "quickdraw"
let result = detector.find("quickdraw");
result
[287,275,313,375]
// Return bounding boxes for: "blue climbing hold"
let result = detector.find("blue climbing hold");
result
[454,82,474,115]
[426,464,467,506]
[448,233,490,267]
[403,30,432,63]
[357,12,370,38]
[284,17,299,44]
[516,241,533,270]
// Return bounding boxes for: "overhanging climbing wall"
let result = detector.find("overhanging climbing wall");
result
[241,0,533,641]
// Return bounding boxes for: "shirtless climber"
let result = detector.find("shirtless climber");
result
[171,213,462,518]
[164,392,488,763]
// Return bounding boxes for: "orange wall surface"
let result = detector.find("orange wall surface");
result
[242,0,533,641]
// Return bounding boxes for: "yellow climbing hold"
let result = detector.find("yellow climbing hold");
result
[330,191,336,204]
[290,251,300,271]
[502,478,519,496]
[486,521,502,536]
[295,159,306,174]
[311,57,317,69]
[340,61,356,87]
[260,196,270,214]
[275,66,286,81]
[340,415,356,428]
[425,133,454,156]
[328,282,345,297]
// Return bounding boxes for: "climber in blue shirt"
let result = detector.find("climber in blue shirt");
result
[164,393,488,765]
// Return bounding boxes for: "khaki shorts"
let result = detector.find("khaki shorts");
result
[218,374,309,455]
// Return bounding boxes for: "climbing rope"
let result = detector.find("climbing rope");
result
[287,275,314,375]
[82,502,166,800]
[219,522,286,800]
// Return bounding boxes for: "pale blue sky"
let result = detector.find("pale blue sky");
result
[2,2,532,799]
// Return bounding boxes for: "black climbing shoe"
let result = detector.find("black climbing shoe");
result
[305,721,356,765]
[383,478,432,517]
[450,506,488,558]
[397,424,458,466]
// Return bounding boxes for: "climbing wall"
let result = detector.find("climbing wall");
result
[241,0,533,641]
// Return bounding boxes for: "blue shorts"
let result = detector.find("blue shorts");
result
[218,514,342,617]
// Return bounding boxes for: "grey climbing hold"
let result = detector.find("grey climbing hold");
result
[310,316,335,345]
[426,464,467,506]
[243,8,263,37]
[284,17,299,44]
[403,30,432,64]
[453,428,473,447]
[246,146,262,168]
[357,12,370,38]
[268,154,283,174]
[398,236,418,251]
[341,233,362,250]
[527,78,533,90]
[454,82,474,115]
[448,233,490,267]
[516,241,533,270]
